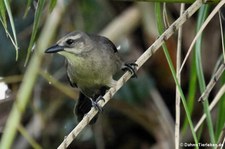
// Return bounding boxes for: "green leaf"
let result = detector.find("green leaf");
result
[181,53,197,134]
[49,0,57,12]
[195,5,216,146]
[4,0,19,60]
[23,0,32,18]
[155,3,199,148]
[0,0,7,28]
[25,0,46,66]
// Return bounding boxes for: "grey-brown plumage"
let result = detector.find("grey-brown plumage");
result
[45,31,136,124]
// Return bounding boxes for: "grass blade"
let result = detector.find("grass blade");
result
[0,0,7,28]
[23,0,32,18]
[24,0,46,66]
[155,3,198,148]
[49,0,57,11]
[4,0,19,60]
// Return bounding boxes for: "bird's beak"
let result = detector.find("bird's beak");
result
[45,44,65,53]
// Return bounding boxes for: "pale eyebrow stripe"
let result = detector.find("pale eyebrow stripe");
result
[70,34,81,40]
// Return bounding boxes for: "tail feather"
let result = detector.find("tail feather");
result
[74,87,108,124]
[74,92,98,124]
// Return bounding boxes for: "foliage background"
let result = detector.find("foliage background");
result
[0,0,224,149]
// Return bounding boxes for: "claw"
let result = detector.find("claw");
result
[122,63,138,78]
[96,95,105,102]
[89,96,105,112]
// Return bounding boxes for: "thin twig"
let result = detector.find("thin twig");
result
[197,10,225,102]
[0,75,23,84]
[17,124,42,149]
[197,4,225,102]
[194,84,225,132]
[175,3,185,149]
[219,133,225,149]
[217,123,225,149]
[179,0,225,74]
[198,63,225,102]
[39,70,78,99]
[219,11,225,61]
[57,1,203,148]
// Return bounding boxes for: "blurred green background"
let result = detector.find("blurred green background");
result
[0,0,225,149]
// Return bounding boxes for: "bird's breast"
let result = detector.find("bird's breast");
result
[66,50,121,97]
[67,58,113,87]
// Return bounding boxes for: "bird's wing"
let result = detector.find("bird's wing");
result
[66,61,77,88]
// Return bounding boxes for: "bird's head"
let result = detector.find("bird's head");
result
[45,31,91,58]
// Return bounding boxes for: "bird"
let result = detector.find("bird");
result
[45,31,137,124]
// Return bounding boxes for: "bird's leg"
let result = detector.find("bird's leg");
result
[96,95,105,102]
[89,96,105,112]
[122,62,138,78]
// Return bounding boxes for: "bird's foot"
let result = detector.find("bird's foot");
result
[122,62,138,78]
[90,96,105,112]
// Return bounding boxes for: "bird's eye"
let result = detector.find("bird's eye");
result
[66,39,74,45]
